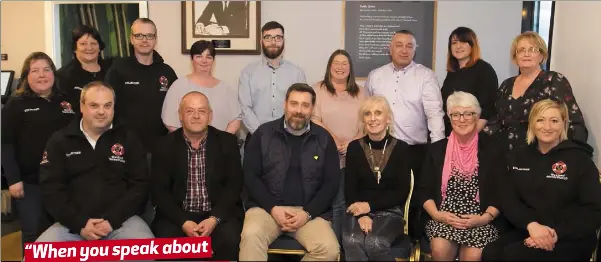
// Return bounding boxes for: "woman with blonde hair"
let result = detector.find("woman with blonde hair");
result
[483,99,601,261]
[420,91,506,261]
[484,31,587,153]
[342,96,411,260]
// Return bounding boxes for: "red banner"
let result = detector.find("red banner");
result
[23,237,212,261]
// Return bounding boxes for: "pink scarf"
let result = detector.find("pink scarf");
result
[441,132,479,203]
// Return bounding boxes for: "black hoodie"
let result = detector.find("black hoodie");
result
[56,57,113,114]
[503,139,601,240]
[104,51,177,152]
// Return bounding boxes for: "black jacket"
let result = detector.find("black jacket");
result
[56,57,113,114]
[345,134,412,211]
[243,117,341,219]
[104,51,177,153]
[151,126,243,228]
[419,133,509,231]
[503,139,601,240]
[1,94,75,185]
[39,118,149,234]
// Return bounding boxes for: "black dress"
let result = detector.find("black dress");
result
[441,59,498,136]
[484,70,588,152]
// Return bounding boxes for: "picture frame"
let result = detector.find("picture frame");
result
[181,1,261,54]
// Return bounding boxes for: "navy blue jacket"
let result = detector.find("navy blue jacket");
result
[243,117,341,219]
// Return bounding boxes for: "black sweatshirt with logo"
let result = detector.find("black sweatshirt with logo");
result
[1,94,75,185]
[503,140,601,240]
[56,58,113,114]
[104,51,177,153]
[39,119,149,234]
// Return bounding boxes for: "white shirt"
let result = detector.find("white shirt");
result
[365,62,445,145]
[80,120,113,149]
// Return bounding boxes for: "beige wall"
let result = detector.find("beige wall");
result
[551,1,601,166]
[1,1,46,76]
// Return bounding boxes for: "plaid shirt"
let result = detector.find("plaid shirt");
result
[182,134,211,212]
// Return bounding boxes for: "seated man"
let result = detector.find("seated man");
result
[151,91,242,261]
[37,81,153,242]
[239,83,341,261]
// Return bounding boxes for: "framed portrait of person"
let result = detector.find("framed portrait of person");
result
[181,1,261,54]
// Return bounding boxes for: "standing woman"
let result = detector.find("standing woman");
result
[56,25,112,114]
[441,27,498,136]
[1,52,76,252]
[342,96,411,261]
[484,31,588,152]
[311,49,366,242]
[162,40,241,134]
[483,99,601,261]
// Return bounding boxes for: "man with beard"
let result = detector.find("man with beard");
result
[239,83,340,261]
[238,21,307,141]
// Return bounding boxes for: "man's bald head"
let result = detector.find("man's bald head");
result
[179,91,213,135]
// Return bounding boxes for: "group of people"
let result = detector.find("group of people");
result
[2,16,601,262]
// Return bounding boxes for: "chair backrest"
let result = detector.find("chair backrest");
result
[403,169,415,235]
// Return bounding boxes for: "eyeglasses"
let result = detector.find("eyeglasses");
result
[516,47,540,55]
[132,33,156,40]
[263,35,284,42]
[449,112,477,121]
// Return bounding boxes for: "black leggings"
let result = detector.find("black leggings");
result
[482,230,596,261]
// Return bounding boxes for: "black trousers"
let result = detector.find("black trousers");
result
[16,183,52,254]
[342,210,405,261]
[482,230,597,261]
[407,143,427,240]
[152,212,242,261]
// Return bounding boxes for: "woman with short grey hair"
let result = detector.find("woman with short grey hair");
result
[419,91,507,261]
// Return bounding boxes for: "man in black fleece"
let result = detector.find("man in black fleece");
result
[105,18,178,154]
[239,83,341,261]
[36,82,153,242]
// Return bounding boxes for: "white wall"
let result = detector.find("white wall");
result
[149,1,522,88]
[551,1,601,166]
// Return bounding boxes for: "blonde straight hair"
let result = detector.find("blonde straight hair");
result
[357,96,394,135]
[526,99,569,145]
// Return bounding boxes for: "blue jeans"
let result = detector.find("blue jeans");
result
[332,168,346,245]
[35,215,154,242]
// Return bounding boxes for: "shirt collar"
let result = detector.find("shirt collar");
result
[183,132,208,150]
[262,55,285,69]
[283,119,311,136]
[389,61,416,72]
[79,119,113,139]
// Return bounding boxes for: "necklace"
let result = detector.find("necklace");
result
[367,138,388,184]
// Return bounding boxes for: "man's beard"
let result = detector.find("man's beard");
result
[285,113,308,131]
[262,42,284,59]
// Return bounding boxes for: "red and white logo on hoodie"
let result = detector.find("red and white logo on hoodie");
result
[552,161,567,175]
[159,76,169,92]
[109,143,126,164]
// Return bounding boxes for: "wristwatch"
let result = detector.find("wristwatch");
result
[304,210,312,221]
[210,216,222,224]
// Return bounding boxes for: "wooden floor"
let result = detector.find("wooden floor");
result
[1,230,22,261]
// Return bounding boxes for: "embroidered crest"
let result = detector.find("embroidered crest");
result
[552,161,567,175]
[159,76,169,91]
[60,101,75,114]
[40,151,49,164]
[111,143,124,156]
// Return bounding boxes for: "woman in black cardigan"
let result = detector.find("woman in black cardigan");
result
[420,91,507,261]
[342,96,412,261]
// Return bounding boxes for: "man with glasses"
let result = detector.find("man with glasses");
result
[105,18,177,225]
[238,21,307,142]
[365,29,445,239]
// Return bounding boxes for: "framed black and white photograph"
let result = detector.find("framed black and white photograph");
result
[181,1,261,54]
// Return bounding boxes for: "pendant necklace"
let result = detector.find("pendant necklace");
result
[368,138,388,184]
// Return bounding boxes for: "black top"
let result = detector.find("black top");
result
[1,94,75,185]
[56,57,113,114]
[151,126,243,227]
[40,118,149,234]
[484,70,588,152]
[104,51,178,153]
[344,134,411,211]
[503,140,601,240]
[441,59,498,136]
[282,132,306,206]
